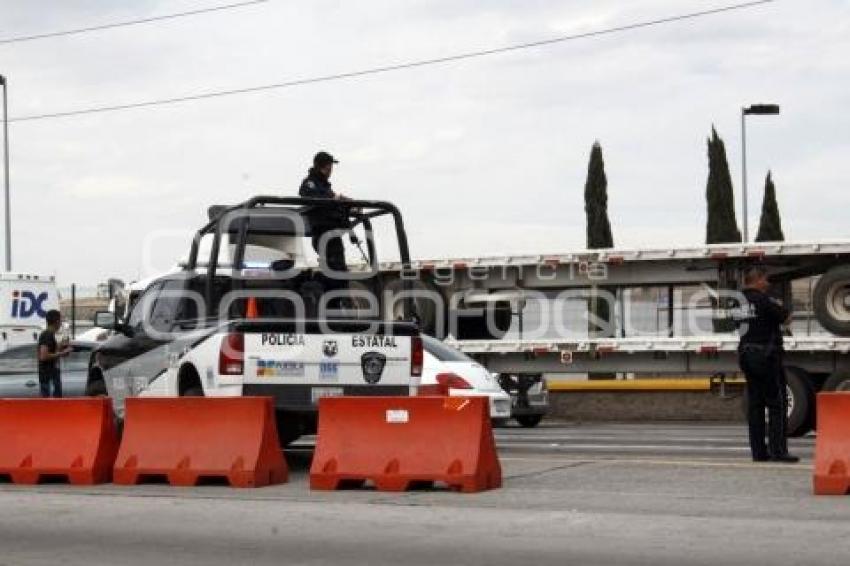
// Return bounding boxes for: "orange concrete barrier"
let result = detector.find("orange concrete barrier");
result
[310,396,501,493]
[114,397,287,488]
[813,392,850,495]
[0,398,118,485]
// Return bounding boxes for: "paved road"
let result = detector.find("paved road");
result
[495,421,817,458]
[0,422,845,566]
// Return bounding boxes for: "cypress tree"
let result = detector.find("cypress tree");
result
[705,127,742,244]
[584,141,614,249]
[755,171,785,242]
[583,142,614,346]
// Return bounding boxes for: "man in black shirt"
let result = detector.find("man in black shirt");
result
[37,309,71,398]
[738,266,798,463]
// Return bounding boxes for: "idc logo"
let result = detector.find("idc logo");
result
[11,291,49,319]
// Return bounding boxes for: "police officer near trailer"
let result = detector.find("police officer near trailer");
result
[737,266,799,463]
[37,309,72,398]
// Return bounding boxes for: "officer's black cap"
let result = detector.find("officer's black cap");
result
[313,151,339,168]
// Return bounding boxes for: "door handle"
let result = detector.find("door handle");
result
[25,380,37,387]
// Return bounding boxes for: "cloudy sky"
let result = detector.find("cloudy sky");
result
[1,0,848,287]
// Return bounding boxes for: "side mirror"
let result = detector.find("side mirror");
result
[93,310,118,330]
[93,311,133,336]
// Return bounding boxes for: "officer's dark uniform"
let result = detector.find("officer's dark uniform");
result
[738,287,791,460]
[298,166,348,273]
[298,154,353,314]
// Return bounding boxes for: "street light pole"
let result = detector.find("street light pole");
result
[740,103,780,242]
[741,107,748,242]
[0,75,9,271]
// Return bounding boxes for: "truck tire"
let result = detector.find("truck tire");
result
[275,412,303,447]
[516,415,543,428]
[822,371,850,392]
[178,365,204,397]
[382,278,445,338]
[85,370,107,397]
[813,265,850,336]
[785,366,815,437]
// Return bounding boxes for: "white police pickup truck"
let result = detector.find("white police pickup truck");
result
[89,196,423,443]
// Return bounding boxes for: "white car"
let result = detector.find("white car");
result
[419,335,512,421]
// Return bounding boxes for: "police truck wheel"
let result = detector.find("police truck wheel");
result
[516,415,543,428]
[813,265,850,336]
[784,367,815,437]
[85,371,107,396]
[182,386,204,397]
[823,371,850,392]
[178,366,204,397]
[275,413,304,447]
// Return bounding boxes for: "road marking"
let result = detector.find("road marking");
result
[500,455,810,470]
[499,442,752,451]
[547,378,713,391]
[497,435,800,444]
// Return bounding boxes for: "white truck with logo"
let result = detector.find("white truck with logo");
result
[0,273,60,351]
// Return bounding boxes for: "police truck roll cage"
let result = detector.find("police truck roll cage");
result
[184,196,418,321]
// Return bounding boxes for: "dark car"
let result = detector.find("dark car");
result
[0,340,96,398]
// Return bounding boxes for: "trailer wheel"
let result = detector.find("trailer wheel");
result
[785,366,815,437]
[813,265,850,336]
[823,371,850,392]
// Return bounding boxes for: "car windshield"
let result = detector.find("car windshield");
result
[422,335,473,363]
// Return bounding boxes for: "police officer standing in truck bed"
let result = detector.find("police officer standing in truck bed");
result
[298,151,349,272]
[738,266,799,463]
